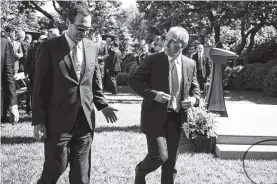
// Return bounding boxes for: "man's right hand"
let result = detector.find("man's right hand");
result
[154,92,171,103]
[34,124,47,141]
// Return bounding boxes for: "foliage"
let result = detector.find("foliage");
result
[0,1,40,31]
[223,66,244,89]
[187,103,219,139]
[263,63,277,97]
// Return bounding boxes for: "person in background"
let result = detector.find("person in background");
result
[137,44,149,66]
[5,26,23,74]
[24,34,32,44]
[1,37,20,124]
[25,33,48,113]
[16,30,30,73]
[150,36,160,53]
[32,5,118,183]
[105,42,122,94]
[192,44,212,91]
[95,33,108,89]
[48,28,60,39]
[128,26,200,184]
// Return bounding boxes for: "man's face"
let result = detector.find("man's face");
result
[67,13,91,42]
[9,31,16,41]
[95,35,101,42]
[106,37,112,45]
[164,31,182,58]
[197,45,204,54]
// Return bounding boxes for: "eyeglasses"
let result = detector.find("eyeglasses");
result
[74,24,92,32]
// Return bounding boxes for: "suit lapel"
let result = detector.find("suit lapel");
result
[59,35,78,84]
[162,52,170,94]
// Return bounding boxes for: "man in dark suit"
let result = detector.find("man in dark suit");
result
[1,37,19,123]
[192,44,212,91]
[32,5,118,184]
[95,33,108,88]
[5,26,23,74]
[105,42,122,94]
[128,26,200,184]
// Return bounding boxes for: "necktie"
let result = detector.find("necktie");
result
[169,59,180,111]
[72,44,85,81]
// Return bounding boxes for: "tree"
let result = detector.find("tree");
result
[1,1,40,31]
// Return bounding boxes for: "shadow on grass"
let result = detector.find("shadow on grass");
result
[95,125,141,133]
[1,136,36,144]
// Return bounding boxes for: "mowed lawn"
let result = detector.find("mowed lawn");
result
[1,87,277,184]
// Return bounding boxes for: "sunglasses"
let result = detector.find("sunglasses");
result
[74,24,92,32]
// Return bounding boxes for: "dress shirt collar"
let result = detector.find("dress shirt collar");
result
[65,32,82,50]
[167,52,182,65]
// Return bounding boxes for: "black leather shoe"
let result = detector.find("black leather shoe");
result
[135,164,146,184]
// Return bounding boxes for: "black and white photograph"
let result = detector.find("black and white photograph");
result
[1,0,277,184]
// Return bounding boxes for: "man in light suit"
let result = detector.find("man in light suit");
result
[192,44,212,91]
[32,5,118,184]
[1,37,19,123]
[128,26,200,184]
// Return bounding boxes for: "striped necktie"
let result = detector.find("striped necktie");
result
[169,59,180,111]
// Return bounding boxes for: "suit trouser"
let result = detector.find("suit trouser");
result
[196,70,205,91]
[109,71,118,94]
[136,111,182,184]
[38,107,93,184]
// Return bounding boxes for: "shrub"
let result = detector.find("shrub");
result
[242,63,268,90]
[263,65,277,97]
[223,65,244,89]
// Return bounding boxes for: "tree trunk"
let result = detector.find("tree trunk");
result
[236,19,247,55]
[243,24,263,65]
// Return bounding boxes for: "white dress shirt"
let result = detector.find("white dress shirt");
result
[64,33,84,80]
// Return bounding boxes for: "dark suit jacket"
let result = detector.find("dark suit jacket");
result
[1,38,17,115]
[32,35,108,133]
[192,52,212,80]
[106,48,122,72]
[128,52,200,136]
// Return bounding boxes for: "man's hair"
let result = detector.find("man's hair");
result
[25,34,32,39]
[169,26,189,48]
[4,25,15,33]
[67,5,90,24]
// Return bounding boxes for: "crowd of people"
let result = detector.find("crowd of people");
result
[1,4,213,184]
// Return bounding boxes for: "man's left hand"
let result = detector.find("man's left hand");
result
[181,97,197,110]
[102,106,118,123]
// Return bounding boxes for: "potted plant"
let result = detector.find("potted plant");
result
[184,103,219,153]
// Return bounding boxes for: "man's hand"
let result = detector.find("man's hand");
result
[102,106,118,123]
[181,97,197,109]
[154,92,171,103]
[34,124,47,141]
[9,106,19,123]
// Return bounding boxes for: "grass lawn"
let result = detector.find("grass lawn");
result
[1,86,277,184]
